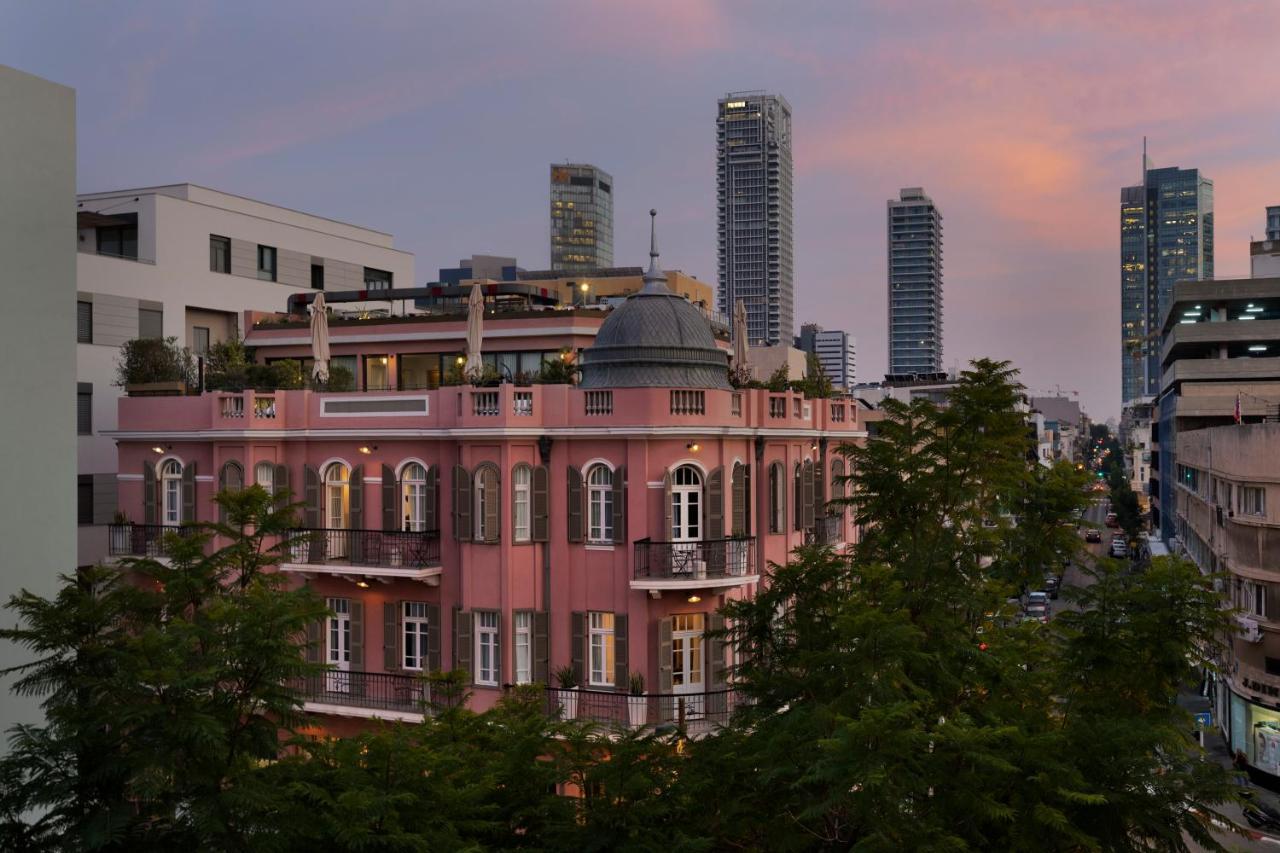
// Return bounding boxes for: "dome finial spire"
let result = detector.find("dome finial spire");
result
[641,208,669,294]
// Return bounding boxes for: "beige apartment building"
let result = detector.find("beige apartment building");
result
[1176,424,1280,776]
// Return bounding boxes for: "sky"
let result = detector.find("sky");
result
[5,0,1279,421]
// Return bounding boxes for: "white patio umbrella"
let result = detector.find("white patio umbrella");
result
[310,292,330,384]
[733,298,750,379]
[464,284,484,380]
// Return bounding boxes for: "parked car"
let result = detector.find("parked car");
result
[1105,513,1119,528]
[1110,537,1128,559]
[1043,575,1061,599]
[1085,528,1102,543]
[1027,591,1049,609]
[1024,602,1050,623]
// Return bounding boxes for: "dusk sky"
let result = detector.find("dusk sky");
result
[6,1,1279,420]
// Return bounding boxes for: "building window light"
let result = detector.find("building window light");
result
[1249,345,1269,352]
[1247,307,1264,313]
[1239,315,1257,321]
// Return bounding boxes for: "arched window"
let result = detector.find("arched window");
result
[255,461,275,496]
[671,465,702,541]
[769,462,785,533]
[161,459,183,524]
[474,464,500,542]
[830,458,846,501]
[323,462,350,530]
[587,464,614,543]
[401,462,427,532]
[512,464,532,542]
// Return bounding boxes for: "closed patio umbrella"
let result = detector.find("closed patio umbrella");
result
[733,298,750,380]
[310,292,330,384]
[464,284,484,380]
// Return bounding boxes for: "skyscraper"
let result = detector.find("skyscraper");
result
[550,164,613,272]
[1120,152,1214,404]
[716,92,793,346]
[886,187,943,375]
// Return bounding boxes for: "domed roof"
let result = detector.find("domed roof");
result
[579,211,731,390]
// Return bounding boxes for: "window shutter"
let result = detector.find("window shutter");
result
[793,464,803,531]
[305,618,322,664]
[349,464,364,530]
[426,603,441,673]
[274,463,290,504]
[425,465,438,532]
[567,466,584,543]
[304,465,320,527]
[350,599,364,671]
[611,465,627,544]
[143,461,157,525]
[815,460,826,513]
[218,461,242,524]
[382,464,396,531]
[708,613,726,688]
[707,466,724,540]
[383,602,398,672]
[182,461,197,523]
[658,617,673,710]
[454,608,473,681]
[483,467,500,543]
[533,611,549,684]
[743,463,752,535]
[803,460,815,528]
[453,465,472,541]
[532,465,549,542]
[731,462,746,537]
[663,470,673,540]
[613,613,628,692]
[571,611,585,685]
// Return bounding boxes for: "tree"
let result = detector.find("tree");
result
[690,359,1241,851]
[0,487,327,852]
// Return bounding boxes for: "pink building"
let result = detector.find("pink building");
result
[109,227,868,735]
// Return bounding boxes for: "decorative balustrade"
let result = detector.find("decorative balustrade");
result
[584,390,613,416]
[513,391,533,416]
[286,528,441,568]
[253,395,277,419]
[633,537,754,581]
[471,391,499,416]
[219,395,245,418]
[670,389,705,415]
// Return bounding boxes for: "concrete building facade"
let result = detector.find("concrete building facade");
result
[887,188,943,375]
[76,184,413,565]
[716,92,793,347]
[796,323,856,388]
[0,65,77,730]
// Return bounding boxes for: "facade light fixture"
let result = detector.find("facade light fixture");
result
[686,442,700,452]
[152,446,165,454]
[687,594,702,603]
[359,445,377,455]
[355,580,370,588]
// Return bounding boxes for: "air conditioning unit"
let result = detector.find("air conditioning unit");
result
[1236,614,1264,644]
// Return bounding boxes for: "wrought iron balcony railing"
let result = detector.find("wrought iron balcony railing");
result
[286,528,441,568]
[632,537,754,581]
[546,686,739,731]
[805,514,844,546]
[296,670,442,714]
[108,523,195,558]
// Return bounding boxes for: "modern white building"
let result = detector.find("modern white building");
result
[887,187,943,376]
[796,323,856,388]
[76,184,414,564]
[0,65,77,731]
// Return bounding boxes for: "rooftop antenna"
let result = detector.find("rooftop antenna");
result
[640,209,669,294]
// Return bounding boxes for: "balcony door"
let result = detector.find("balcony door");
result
[327,597,351,693]
[670,465,703,575]
[671,613,705,715]
[324,462,350,557]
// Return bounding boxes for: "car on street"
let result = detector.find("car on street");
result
[1110,535,1128,559]
[1084,528,1102,543]
[1024,602,1050,623]
[1044,575,1060,599]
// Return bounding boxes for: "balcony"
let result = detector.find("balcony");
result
[283,528,443,583]
[108,523,197,558]
[297,670,445,721]
[631,537,757,592]
[546,686,738,735]
[805,514,844,547]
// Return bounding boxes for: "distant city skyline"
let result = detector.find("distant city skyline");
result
[550,163,613,272]
[887,187,943,375]
[5,2,1279,420]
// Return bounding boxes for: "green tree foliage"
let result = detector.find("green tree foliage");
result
[792,353,835,399]
[0,487,327,852]
[695,359,1240,851]
[115,336,197,388]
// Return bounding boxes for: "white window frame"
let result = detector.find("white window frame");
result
[474,466,497,541]
[1243,486,1267,518]
[513,465,531,542]
[476,610,499,686]
[160,459,182,524]
[254,461,275,496]
[514,611,532,684]
[401,462,427,532]
[588,611,615,687]
[587,464,614,543]
[403,601,429,671]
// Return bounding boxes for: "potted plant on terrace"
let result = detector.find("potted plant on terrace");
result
[627,671,647,728]
[116,336,196,396]
[554,664,579,720]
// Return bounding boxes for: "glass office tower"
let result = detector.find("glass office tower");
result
[716,92,793,346]
[550,164,613,273]
[1120,163,1214,403]
[886,188,943,376]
